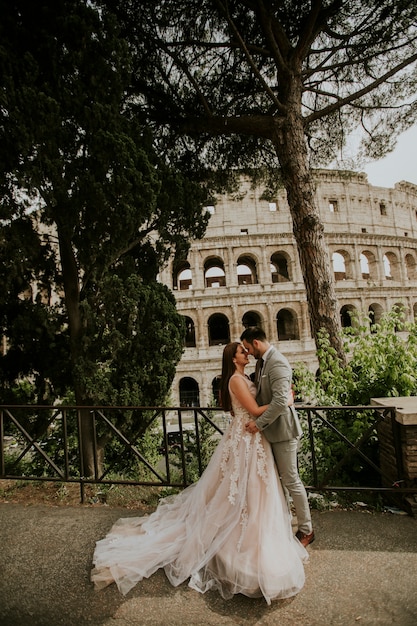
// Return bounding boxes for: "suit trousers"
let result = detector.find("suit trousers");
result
[270,438,312,535]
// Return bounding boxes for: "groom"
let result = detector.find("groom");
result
[241,326,314,547]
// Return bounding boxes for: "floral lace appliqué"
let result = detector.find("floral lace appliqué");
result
[237,504,248,552]
[254,432,270,492]
[220,416,243,505]
[220,411,271,506]
[223,374,272,507]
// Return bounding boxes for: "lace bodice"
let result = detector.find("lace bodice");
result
[228,372,256,414]
[220,373,269,508]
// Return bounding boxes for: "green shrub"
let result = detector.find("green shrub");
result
[294,307,417,489]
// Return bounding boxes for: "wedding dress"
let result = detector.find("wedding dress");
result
[91,374,308,604]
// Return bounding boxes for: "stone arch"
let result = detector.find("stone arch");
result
[383,252,400,281]
[183,316,196,347]
[360,250,378,280]
[270,251,291,283]
[332,250,352,280]
[208,313,230,346]
[204,257,226,287]
[237,254,258,285]
[405,253,417,280]
[276,308,300,341]
[359,253,370,278]
[340,304,357,328]
[242,310,263,329]
[211,375,221,407]
[173,260,192,290]
[369,303,384,328]
[179,377,200,407]
[178,267,192,291]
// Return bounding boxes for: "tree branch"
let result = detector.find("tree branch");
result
[213,0,286,113]
[304,51,417,124]
[178,113,280,138]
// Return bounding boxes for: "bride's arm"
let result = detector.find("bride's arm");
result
[228,376,268,417]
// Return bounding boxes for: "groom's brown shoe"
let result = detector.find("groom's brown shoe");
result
[296,530,315,547]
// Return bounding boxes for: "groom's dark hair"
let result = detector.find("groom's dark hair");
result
[240,326,267,343]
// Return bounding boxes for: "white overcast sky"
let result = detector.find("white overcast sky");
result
[361,125,417,189]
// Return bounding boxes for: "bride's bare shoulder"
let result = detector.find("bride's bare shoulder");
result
[230,373,252,390]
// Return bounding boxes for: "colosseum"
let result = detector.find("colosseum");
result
[158,169,417,408]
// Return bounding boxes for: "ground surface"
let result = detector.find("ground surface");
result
[1,502,417,625]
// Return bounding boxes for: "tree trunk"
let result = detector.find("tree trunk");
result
[56,223,103,476]
[78,405,103,479]
[271,105,346,365]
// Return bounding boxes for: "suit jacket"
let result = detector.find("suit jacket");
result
[255,346,302,443]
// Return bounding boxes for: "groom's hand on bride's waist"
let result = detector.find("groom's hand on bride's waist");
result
[245,420,259,434]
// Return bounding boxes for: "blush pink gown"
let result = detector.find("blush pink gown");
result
[91,374,308,604]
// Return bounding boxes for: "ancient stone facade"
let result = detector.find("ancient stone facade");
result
[158,170,417,408]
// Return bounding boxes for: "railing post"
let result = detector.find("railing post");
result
[0,409,4,476]
[77,408,85,504]
[306,409,318,488]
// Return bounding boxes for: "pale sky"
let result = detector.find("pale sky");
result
[362,125,417,189]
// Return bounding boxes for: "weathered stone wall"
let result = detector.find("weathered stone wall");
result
[159,170,417,407]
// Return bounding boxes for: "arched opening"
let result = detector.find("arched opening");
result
[178,268,192,290]
[211,376,221,407]
[204,258,226,288]
[173,260,191,290]
[276,308,299,341]
[361,250,377,280]
[270,252,291,283]
[383,254,392,279]
[383,252,400,281]
[360,253,370,279]
[340,304,356,328]
[405,254,417,280]
[237,264,253,285]
[208,313,230,346]
[332,251,347,280]
[184,316,196,347]
[179,377,200,407]
[368,303,384,330]
[242,310,263,329]
[237,255,258,285]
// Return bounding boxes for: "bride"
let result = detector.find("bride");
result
[91,342,308,604]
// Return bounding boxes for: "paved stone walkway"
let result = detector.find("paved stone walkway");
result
[0,503,416,625]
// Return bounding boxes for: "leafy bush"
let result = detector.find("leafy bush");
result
[294,307,417,489]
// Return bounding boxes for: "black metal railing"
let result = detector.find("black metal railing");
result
[298,405,406,492]
[1,403,415,503]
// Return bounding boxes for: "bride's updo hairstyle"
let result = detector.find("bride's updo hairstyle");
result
[219,342,241,412]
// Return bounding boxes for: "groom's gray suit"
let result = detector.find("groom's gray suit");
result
[254,346,312,535]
